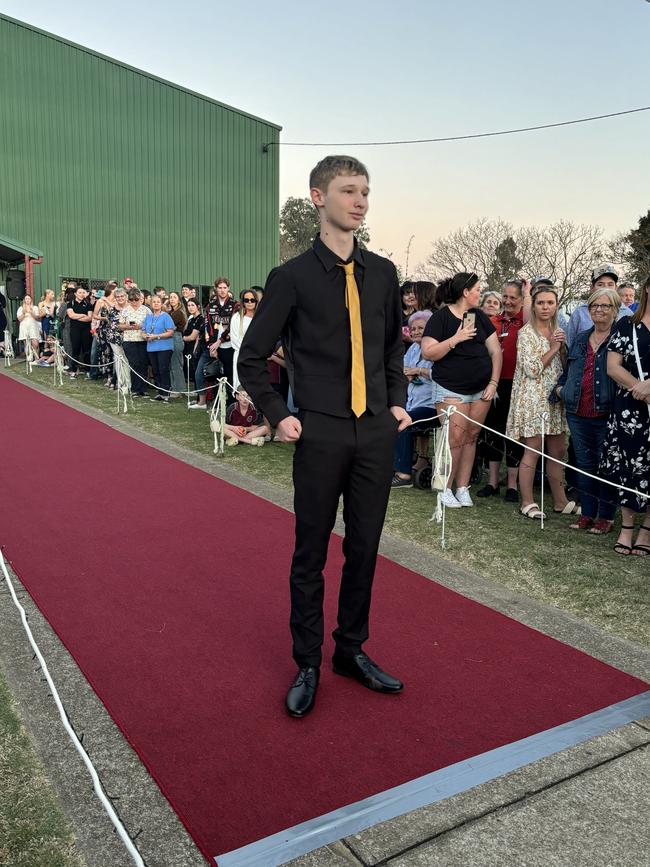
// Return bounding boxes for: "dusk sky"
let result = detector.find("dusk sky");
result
[5,0,650,272]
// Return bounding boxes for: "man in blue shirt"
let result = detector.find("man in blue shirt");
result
[566,265,633,350]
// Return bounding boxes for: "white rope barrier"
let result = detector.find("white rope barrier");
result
[57,344,219,398]
[450,407,649,504]
[0,547,145,867]
[23,352,649,508]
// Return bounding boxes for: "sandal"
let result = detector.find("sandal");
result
[614,524,635,556]
[520,503,546,520]
[570,516,593,531]
[632,523,650,557]
[554,500,581,515]
[588,519,614,536]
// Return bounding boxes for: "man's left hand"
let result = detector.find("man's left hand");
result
[390,406,411,431]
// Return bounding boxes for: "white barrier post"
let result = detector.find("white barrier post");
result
[209,377,228,454]
[431,405,454,549]
[540,413,548,530]
[3,330,14,367]
[54,339,65,387]
[25,339,36,374]
[185,354,192,409]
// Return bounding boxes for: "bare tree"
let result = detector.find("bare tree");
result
[515,221,606,306]
[415,218,609,307]
[416,218,515,281]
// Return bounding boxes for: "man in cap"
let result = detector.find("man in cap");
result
[566,265,633,350]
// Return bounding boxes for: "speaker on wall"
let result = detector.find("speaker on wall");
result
[6,269,26,300]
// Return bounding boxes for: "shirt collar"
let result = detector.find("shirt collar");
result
[497,308,523,323]
[312,235,365,272]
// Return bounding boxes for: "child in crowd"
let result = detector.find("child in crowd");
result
[224,390,270,447]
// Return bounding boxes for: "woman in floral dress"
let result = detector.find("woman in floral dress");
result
[507,285,575,519]
[601,275,650,555]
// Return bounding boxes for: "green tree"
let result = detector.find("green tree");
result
[279,196,370,263]
[486,237,523,292]
[624,210,650,283]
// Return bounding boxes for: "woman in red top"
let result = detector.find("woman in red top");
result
[476,279,528,502]
[554,288,620,533]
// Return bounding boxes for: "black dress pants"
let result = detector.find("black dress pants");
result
[149,349,172,395]
[123,341,149,394]
[483,379,523,468]
[290,409,398,667]
[69,325,92,372]
[218,346,234,390]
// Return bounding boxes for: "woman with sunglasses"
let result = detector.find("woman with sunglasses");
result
[230,289,258,391]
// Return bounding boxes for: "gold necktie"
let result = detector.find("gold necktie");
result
[338,261,366,417]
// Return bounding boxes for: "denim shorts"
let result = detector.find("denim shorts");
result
[431,380,485,404]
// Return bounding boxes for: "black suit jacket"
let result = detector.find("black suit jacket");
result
[238,237,407,426]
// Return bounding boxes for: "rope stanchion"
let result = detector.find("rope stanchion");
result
[53,339,65,387]
[24,339,36,374]
[540,412,547,530]
[185,355,193,409]
[114,349,133,414]
[430,406,454,548]
[3,330,15,367]
[209,378,228,454]
[0,547,146,867]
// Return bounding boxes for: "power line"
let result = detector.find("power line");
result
[262,105,650,150]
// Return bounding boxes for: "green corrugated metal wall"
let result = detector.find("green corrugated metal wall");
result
[0,14,280,293]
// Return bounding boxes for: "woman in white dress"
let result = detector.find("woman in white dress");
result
[506,285,575,519]
[17,294,42,356]
[230,289,258,391]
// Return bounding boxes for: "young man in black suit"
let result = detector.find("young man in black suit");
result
[238,155,410,717]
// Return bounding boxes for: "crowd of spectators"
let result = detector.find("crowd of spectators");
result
[2,263,649,554]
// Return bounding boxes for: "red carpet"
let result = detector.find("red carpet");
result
[0,373,647,863]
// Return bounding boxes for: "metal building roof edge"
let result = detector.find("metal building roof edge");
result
[0,12,283,132]
[0,232,43,260]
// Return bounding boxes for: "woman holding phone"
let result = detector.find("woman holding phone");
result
[421,272,502,507]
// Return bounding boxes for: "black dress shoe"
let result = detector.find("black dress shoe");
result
[504,487,519,503]
[332,652,403,693]
[285,665,320,718]
[476,483,499,498]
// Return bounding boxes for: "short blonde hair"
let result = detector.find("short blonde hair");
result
[586,287,620,312]
[309,155,369,192]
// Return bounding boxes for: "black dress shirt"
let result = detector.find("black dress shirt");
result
[238,236,407,426]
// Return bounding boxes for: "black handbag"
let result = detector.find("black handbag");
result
[202,357,224,379]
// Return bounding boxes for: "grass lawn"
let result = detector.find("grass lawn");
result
[0,669,83,867]
[6,364,650,647]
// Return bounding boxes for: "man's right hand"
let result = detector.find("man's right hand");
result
[275,416,302,442]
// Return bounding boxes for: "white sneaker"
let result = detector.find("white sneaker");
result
[455,486,474,507]
[189,403,207,410]
[440,488,462,508]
